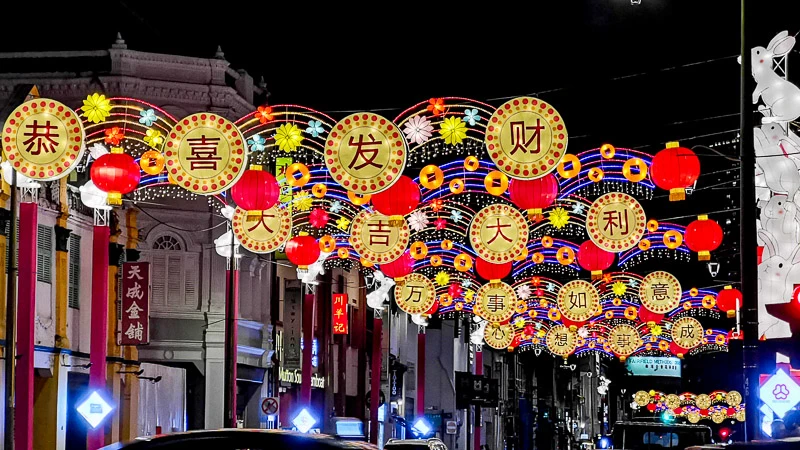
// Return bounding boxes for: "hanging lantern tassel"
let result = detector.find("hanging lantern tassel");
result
[591,270,603,280]
[490,278,501,287]
[389,215,405,227]
[527,208,543,222]
[670,188,686,202]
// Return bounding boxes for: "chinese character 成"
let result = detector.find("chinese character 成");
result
[22,120,60,156]
[602,209,630,237]
[185,135,223,170]
[347,134,383,170]
[679,324,695,339]
[126,282,144,301]
[486,218,513,244]
[367,220,392,246]
[124,322,144,341]
[509,119,544,155]
[125,301,144,319]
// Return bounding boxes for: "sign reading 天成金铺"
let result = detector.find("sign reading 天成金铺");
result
[164,113,247,195]
[484,97,568,179]
[639,271,682,314]
[469,204,528,264]
[625,356,682,377]
[349,210,409,265]
[394,273,436,315]
[120,262,150,346]
[586,192,647,253]
[324,113,408,194]
[557,280,600,322]
[332,293,348,335]
[232,205,291,254]
[2,98,86,180]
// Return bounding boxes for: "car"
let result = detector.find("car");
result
[99,429,380,450]
[610,421,712,449]
[384,438,448,450]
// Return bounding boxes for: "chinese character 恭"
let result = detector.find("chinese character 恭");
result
[679,324,695,339]
[486,217,513,244]
[509,119,544,155]
[246,213,276,233]
[125,301,144,319]
[651,283,669,302]
[569,292,587,309]
[487,294,506,313]
[404,284,424,303]
[22,120,60,156]
[124,322,144,341]
[367,220,392,246]
[127,265,144,280]
[347,134,383,170]
[126,282,144,300]
[602,209,630,237]
[185,135,223,170]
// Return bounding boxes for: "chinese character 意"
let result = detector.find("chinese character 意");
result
[679,324,695,339]
[651,283,669,302]
[509,119,544,155]
[124,322,144,342]
[487,294,506,313]
[486,217,513,245]
[125,301,144,319]
[569,291,587,309]
[185,135,223,170]
[602,209,630,237]
[127,265,144,280]
[404,284,424,303]
[126,282,144,300]
[22,120,60,156]
[367,220,392,246]
[246,213,276,233]
[347,134,383,170]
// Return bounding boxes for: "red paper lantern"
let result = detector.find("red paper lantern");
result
[684,215,723,261]
[509,334,521,349]
[425,301,438,316]
[669,341,689,358]
[90,147,141,205]
[650,144,700,201]
[371,175,420,226]
[561,317,585,331]
[638,306,664,324]
[716,286,742,317]
[231,165,280,211]
[509,174,559,219]
[646,403,656,412]
[577,240,615,279]
[523,324,535,336]
[285,234,320,270]
[309,208,329,229]
[379,252,414,280]
[448,283,463,299]
[476,258,513,284]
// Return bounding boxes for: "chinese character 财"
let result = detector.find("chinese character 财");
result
[509,119,544,155]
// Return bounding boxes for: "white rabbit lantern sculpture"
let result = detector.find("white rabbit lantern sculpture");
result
[748,31,800,123]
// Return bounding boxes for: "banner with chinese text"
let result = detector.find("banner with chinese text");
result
[120,262,150,345]
[333,293,348,334]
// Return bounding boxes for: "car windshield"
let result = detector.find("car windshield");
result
[384,442,441,450]
[612,425,710,449]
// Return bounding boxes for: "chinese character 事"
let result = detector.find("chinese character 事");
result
[347,133,383,170]
[22,120,60,156]
[509,119,544,155]
[185,135,223,170]
[602,209,630,237]
[486,294,506,313]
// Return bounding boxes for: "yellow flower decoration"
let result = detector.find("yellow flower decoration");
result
[463,289,474,303]
[294,190,313,211]
[275,123,304,152]
[82,93,112,124]
[612,281,627,297]
[435,271,450,286]
[336,217,351,231]
[537,329,546,338]
[439,116,468,145]
[548,207,570,229]
[144,129,164,148]
[650,325,663,336]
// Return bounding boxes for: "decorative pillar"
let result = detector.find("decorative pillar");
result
[416,329,425,418]
[369,311,382,444]
[88,224,110,450]
[107,219,124,444]
[223,256,240,428]
[0,207,9,350]
[300,291,315,406]
[54,177,70,348]
[474,347,483,450]
[120,209,140,441]
[15,202,37,450]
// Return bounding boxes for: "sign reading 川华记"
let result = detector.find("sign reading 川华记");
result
[625,356,682,378]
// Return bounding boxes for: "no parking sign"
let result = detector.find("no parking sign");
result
[261,397,279,416]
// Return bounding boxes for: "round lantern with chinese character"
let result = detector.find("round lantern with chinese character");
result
[716,286,742,318]
[650,142,700,201]
[90,147,140,205]
[476,258,513,285]
[577,240,615,279]
[508,174,559,220]
[231,165,280,211]
[371,175,420,227]
[684,215,723,261]
[285,233,320,271]
[379,251,414,281]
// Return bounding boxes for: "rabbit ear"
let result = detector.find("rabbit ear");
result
[791,244,800,265]
[771,35,795,56]
[759,229,778,259]
[768,31,790,50]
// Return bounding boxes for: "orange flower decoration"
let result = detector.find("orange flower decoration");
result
[427,98,446,116]
[256,106,274,124]
[104,126,125,145]
[430,198,444,212]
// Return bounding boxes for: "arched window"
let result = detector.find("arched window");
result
[152,235,183,251]
[143,233,198,311]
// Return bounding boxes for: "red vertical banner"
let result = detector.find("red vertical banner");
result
[16,202,37,450]
[120,262,150,345]
[332,293,348,335]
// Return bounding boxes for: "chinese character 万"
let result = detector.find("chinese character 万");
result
[127,265,144,280]
[509,119,544,155]
[367,220,392,246]
[124,322,144,342]
[486,218,513,245]
[602,209,630,236]
[125,301,144,319]
[22,120,60,156]
[679,324,695,339]
[126,282,144,301]
[246,213,276,233]
[347,134,383,170]
[487,294,506,313]
[185,135,223,170]
[569,292,587,309]
[650,283,669,302]
[404,284,424,303]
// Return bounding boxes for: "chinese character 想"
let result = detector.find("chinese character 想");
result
[125,301,144,319]
[367,220,391,246]
[22,120,60,156]
[124,322,144,341]
[486,217,513,245]
[602,209,630,237]
[246,213,276,233]
[185,135,222,170]
[127,265,144,280]
[509,119,544,155]
[347,134,383,170]
[126,282,144,301]
[555,331,569,347]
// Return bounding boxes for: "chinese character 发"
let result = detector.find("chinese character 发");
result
[367,220,391,246]
[125,301,144,320]
[569,292,587,309]
[126,282,144,301]
[405,284,424,303]
[22,120,60,156]
[185,135,222,170]
[124,322,144,341]
[487,294,505,313]
[486,218,513,245]
[347,134,383,170]
[127,265,144,280]
[602,210,630,236]
[509,119,544,155]
[651,283,669,302]
[246,213,276,233]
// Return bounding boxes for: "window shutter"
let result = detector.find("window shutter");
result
[167,255,183,307]
[68,234,81,309]
[184,253,199,307]
[5,218,19,274]
[150,254,167,306]
[37,225,52,283]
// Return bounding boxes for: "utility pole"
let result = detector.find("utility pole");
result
[4,170,16,450]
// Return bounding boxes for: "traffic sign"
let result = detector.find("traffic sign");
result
[445,420,457,435]
[261,397,280,416]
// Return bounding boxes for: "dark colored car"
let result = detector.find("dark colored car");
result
[100,429,380,450]
[610,421,712,449]
[384,438,448,450]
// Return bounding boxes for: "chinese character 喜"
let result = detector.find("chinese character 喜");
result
[22,120,60,156]
[125,301,144,320]
[509,119,544,155]
[486,218,513,244]
[247,213,276,233]
[367,220,392,246]
[602,209,630,236]
[125,322,144,341]
[185,135,223,170]
[347,134,383,170]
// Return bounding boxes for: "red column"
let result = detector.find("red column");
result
[87,225,109,450]
[474,349,483,450]
[416,331,425,418]
[300,293,315,406]
[369,315,382,444]
[15,202,37,450]
[223,267,240,427]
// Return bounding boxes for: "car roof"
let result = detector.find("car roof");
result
[101,429,379,450]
